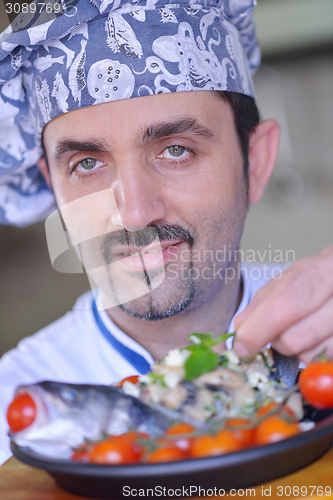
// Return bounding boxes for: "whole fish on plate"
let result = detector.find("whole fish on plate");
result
[8,381,173,459]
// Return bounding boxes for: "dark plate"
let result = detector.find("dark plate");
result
[11,409,333,499]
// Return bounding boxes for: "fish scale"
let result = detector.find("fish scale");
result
[272,350,300,389]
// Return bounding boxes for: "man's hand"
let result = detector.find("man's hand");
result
[233,246,333,365]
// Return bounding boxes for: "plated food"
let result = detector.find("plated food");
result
[8,333,333,466]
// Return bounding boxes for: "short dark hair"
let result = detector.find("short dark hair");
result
[217,91,260,177]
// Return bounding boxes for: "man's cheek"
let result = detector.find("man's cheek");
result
[59,188,119,246]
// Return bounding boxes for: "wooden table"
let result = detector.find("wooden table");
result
[1,451,333,500]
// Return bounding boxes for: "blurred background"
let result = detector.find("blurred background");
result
[0,0,333,357]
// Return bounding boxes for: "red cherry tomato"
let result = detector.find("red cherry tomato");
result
[71,445,90,463]
[256,402,295,420]
[164,423,196,452]
[165,422,196,437]
[7,393,36,432]
[147,445,185,463]
[117,375,139,387]
[190,430,242,458]
[255,416,300,445]
[299,361,333,409]
[88,436,138,464]
[122,431,149,459]
[225,418,255,447]
[215,429,244,453]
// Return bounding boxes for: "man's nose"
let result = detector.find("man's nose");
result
[111,160,167,231]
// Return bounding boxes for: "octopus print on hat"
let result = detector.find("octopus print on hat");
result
[0,0,260,226]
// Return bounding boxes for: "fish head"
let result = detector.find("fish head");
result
[9,382,111,458]
[8,381,173,459]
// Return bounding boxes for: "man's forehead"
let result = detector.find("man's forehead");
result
[44,91,227,150]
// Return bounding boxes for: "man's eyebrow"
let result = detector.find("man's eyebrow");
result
[53,139,109,162]
[140,118,215,144]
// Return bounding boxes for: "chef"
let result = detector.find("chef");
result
[0,0,332,464]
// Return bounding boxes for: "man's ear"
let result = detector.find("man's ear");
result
[37,156,52,190]
[248,119,280,204]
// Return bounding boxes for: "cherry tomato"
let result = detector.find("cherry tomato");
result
[225,418,255,447]
[122,431,149,459]
[7,393,36,433]
[147,445,185,463]
[71,445,90,463]
[117,375,140,387]
[215,429,245,453]
[164,423,196,452]
[299,361,333,409]
[88,436,138,464]
[190,430,242,459]
[255,416,300,445]
[256,402,295,420]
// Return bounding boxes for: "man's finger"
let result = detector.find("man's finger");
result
[271,295,333,356]
[233,251,333,358]
[297,336,333,365]
[234,261,309,330]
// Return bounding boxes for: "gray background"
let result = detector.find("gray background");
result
[0,0,333,357]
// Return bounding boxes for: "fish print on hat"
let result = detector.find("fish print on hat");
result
[68,38,87,106]
[106,13,143,58]
[52,72,69,113]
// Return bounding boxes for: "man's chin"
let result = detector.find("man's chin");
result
[124,266,165,281]
[114,272,195,320]
[118,292,194,321]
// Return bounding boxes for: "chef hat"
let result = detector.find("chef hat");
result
[0,0,260,226]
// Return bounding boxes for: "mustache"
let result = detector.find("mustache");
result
[102,223,194,261]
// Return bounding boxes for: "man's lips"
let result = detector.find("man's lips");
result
[112,240,182,257]
[110,241,186,272]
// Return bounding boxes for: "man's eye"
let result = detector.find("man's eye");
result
[76,158,102,172]
[162,146,190,160]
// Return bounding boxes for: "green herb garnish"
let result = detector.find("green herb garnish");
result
[184,332,235,381]
[148,372,167,387]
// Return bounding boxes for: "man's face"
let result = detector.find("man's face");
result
[42,91,248,320]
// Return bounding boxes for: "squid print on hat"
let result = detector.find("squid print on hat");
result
[87,60,135,104]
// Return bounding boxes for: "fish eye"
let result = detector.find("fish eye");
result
[60,387,83,404]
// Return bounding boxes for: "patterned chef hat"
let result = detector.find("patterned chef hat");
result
[0,0,260,226]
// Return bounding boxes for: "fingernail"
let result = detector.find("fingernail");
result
[234,341,250,359]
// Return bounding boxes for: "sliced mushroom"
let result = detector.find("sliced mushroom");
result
[151,364,185,377]
[232,385,256,407]
[195,367,247,390]
[286,392,304,421]
[182,389,216,422]
[160,385,189,410]
[241,360,270,380]
[146,384,166,404]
